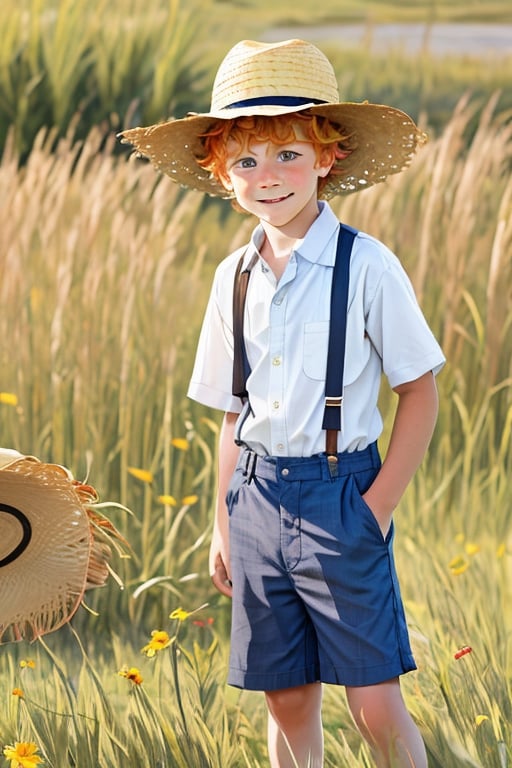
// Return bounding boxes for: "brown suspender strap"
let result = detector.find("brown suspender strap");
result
[232,252,258,400]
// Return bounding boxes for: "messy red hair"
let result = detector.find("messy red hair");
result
[197,112,352,198]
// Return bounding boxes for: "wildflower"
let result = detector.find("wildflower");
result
[464,542,479,556]
[171,438,189,451]
[157,494,177,506]
[141,630,172,657]
[19,660,35,669]
[193,617,214,628]
[118,666,143,685]
[0,393,18,407]
[169,607,191,622]
[475,715,489,726]
[496,543,506,559]
[170,603,209,622]
[449,555,469,575]
[181,494,198,506]
[12,689,24,698]
[454,645,472,660]
[3,741,43,767]
[127,467,153,483]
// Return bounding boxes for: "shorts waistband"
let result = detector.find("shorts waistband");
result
[240,442,380,483]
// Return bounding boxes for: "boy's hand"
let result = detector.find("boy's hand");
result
[362,490,393,539]
[211,551,233,597]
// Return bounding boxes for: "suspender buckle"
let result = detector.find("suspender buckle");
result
[327,454,339,479]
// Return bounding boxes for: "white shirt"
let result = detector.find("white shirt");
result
[188,202,445,456]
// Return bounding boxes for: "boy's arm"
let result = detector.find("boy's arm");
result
[362,371,439,537]
[210,411,239,597]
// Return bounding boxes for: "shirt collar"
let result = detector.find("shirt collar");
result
[243,201,340,270]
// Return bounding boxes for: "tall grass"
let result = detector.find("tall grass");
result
[1,0,512,158]
[0,92,511,764]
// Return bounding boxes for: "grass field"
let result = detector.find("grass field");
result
[0,1,511,766]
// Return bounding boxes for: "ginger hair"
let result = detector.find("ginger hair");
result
[197,112,352,199]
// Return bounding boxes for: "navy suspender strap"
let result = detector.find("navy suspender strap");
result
[231,223,358,462]
[323,223,357,473]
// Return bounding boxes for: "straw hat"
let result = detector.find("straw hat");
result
[119,38,426,199]
[0,449,126,643]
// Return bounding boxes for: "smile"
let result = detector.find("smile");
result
[258,193,293,204]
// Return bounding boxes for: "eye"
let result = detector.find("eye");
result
[238,157,256,169]
[279,150,300,162]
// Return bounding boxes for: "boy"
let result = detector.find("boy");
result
[121,38,445,768]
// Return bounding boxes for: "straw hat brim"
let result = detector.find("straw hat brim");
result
[0,452,125,644]
[119,101,426,200]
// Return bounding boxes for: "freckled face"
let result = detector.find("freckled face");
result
[222,125,333,231]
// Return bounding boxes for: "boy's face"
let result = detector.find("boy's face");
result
[221,123,333,231]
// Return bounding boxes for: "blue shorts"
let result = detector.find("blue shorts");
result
[226,443,416,690]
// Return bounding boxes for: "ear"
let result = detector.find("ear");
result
[316,146,336,177]
[317,164,332,178]
[218,171,233,191]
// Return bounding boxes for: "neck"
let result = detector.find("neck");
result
[260,228,304,281]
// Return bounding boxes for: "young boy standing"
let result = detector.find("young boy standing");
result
[121,38,445,768]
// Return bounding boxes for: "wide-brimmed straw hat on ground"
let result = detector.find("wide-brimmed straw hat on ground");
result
[0,448,127,644]
[119,38,426,199]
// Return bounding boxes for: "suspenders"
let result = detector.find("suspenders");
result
[232,223,357,474]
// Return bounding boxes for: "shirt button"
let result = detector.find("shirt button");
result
[273,401,280,409]
[274,297,283,306]
[281,468,289,476]
[276,443,284,451]
[272,356,281,366]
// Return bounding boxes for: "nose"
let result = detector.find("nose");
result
[256,160,281,188]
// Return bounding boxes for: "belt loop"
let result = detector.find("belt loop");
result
[243,450,257,484]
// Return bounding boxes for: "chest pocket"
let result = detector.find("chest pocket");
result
[303,319,372,384]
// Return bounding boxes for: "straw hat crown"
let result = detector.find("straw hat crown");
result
[210,39,340,113]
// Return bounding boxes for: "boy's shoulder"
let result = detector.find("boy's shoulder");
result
[351,229,404,275]
[213,244,250,283]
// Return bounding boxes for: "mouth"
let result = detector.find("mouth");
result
[257,193,293,204]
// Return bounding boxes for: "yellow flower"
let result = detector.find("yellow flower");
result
[0,392,18,407]
[157,494,177,506]
[449,555,469,575]
[181,494,198,506]
[118,666,143,685]
[19,659,36,669]
[169,603,209,622]
[12,689,24,698]
[3,741,43,767]
[127,467,153,483]
[475,715,489,726]
[169,607,191,622]
[171,438,189,451]
[496,543,506,559]
[141,630,172,657]
[464,542,479,556]
[454,533,465,544]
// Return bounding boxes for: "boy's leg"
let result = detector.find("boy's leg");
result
[345,678,427,768]
[265,683,323,768]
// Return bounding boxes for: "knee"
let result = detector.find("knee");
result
[266,684,322,727]
[346,680,404,743]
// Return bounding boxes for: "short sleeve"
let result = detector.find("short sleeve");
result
[187,254,244,414]
[364,247,445,389]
